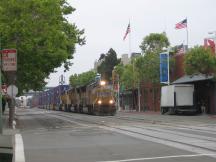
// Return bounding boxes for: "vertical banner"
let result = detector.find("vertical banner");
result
[160,53,169,83]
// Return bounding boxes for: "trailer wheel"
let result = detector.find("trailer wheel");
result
[161,107,165,114]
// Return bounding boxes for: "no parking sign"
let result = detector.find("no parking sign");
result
[2,49,17,71]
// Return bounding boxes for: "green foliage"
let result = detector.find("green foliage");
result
[135,33,172,83]
[114,33,172,88]
[120,64,139,89]
[99,54,106,61]
[135,54,160,83]
[140,33,169,54]
[0,0,85,92]
[69,70,96,87]
[97,48,120,81]
[114,63,124,77]
[113,62,139,90]
[184,46,216,75]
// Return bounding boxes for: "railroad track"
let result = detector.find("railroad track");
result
[50,110,216,134]
[20,108,216,134]
[18,108,216,157]
[43,112,216,157]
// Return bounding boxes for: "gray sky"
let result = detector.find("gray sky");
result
[47,0,216,86]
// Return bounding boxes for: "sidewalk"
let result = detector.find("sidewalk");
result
[119,109,216,118]
[119,110,160,115]
[117,110,216,125]
[0,110,16,162]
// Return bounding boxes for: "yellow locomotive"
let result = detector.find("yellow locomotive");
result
[60,80,116,115]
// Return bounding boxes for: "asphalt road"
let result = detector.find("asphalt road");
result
[15,108,216,162]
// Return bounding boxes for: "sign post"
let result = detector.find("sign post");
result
[0,49,2,134]
[1,49,17,129]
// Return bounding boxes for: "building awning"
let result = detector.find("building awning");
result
[172,74,214,84]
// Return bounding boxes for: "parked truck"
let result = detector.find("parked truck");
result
[160,84,196,114]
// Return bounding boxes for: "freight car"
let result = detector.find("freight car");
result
[35,85,70,110]
[61,80,116,115]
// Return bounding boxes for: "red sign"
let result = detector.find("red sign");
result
[2,49,17,71]
[1,84,7,94]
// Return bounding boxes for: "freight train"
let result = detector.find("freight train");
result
[31,85,70,110]
[32,80,116,115]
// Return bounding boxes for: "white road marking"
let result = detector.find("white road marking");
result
[14,134,25,162]
[97,154,216,162]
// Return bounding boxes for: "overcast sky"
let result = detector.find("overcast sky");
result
[46,0,216,87]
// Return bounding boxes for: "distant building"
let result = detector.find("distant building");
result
[121,54,130,65]
[120,52,141,65]
[131,52,141,58]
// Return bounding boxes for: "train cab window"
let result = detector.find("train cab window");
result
[97,91,111,97]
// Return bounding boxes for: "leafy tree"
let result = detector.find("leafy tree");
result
[136,33,173,83]
[113,61,139,90]
[184,46,216,75]
[120,63,139,89]
[97,48,120,81]
[0,0,85,92]
[99,54,106,61]
[140,33,169,54]
[113,62,139,110]
[69,74,79,87]
[113,63,124,78]
[135,54,160,83]
[69,70,96,87]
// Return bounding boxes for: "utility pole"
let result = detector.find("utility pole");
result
[0,35,2,134]
[117,75,120,111]
[2,49,17,128]
[138,81,141,112]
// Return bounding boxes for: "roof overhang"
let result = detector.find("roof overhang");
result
[172,74,214,84]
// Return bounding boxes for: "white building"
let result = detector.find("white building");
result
[121,54,130,65]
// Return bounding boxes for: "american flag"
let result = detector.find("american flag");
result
[175,19,187,29]
[176,44,185,55]
[204,39,215,53]
[123,23,131,40]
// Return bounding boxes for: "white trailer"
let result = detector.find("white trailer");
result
[160,84,196,114]
[17,96,28,108]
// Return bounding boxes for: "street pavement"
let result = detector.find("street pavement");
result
[13,108,216,162]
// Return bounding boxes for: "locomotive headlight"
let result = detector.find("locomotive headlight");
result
[109,100,114,104]
[98,100,102,104]
[100,80,106,86]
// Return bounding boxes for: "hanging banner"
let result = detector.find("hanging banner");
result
[160,53,169,83]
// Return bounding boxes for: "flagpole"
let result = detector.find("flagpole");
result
[129,20,132,110]
[129,21,131,56]
[186,28,189,48]
[186,18,189,48]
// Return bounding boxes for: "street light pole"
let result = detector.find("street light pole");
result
[117,76,120,111]
[0,35,2,134]
[167,49,170,85]
[138,81,141,112]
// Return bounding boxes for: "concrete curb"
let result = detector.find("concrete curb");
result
[2,110,25,162]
